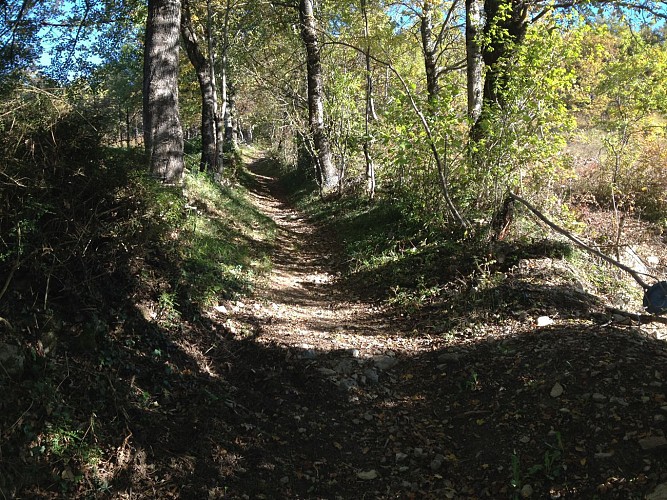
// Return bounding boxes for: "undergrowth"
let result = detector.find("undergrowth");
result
[0,105,275,496]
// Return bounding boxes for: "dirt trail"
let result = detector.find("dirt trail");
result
[210,152,667,499]
[237,153,440,358]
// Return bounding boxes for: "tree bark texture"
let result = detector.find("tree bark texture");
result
[481,0,528,107]
[470,0,527,141]
[181,0,218,173]
[465,0,483,122]
[143,0,185,183]
[361,0,376,199]
[299,0,338,194]
[420,1,439,102]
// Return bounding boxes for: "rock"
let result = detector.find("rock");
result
[647,482,667,500]
[430,455,445,470]
[279,476,289,485]
[638,436,667,451]
[0,342,24,377]
[372,355,398,371]
[519,436,530,444]
[338,378,357,391]
[594,451,614,458]
[299,349,317,360]
[520,484,533,498]
[609,396,629,407]
[334,359,355,375]
[346,348,361,358]
[592,393,606,402]
[537,316,554,327]
[317,368,336,377]
[437,352,461,363]
[357,469,378,480]
[297,344,317,359]
[363,368,379,384]
[214,305,228,314]
[395,452,408,462]
[550,382,564,398]
[413,447,424,457]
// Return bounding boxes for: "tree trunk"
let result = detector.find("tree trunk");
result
[420,0,439,102]
[214,0,231,177]
[143,0,185,183]
[465,0,483,122]
[298,0,338,194]
[125,107,131,149]
[481,0,528,107]
[224,81,237,149]
[470,0,528,141]
[361,0,376,199]
[181,0,218,173]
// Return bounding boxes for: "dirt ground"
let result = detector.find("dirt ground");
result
[7,153,667,499]
[178,154,666,499]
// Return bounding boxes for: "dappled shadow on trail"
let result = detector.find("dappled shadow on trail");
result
[4,152,666,499]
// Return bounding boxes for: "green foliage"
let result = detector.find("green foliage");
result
[470,15,579,217]
[568,21,667,220]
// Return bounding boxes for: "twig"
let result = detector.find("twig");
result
[2,400,34,441]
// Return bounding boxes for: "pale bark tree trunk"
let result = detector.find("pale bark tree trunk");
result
[465,0,483,122]
[206,0,230,176]
[361,0,376,199]
[420,0,439,102]
[224,82,237,149]
[181,0,218,173]
[143,0,185,183]
[298,0,338,194]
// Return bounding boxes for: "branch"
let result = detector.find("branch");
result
[508,192,651,289]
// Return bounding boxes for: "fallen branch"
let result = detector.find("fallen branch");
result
[508,192,650,290]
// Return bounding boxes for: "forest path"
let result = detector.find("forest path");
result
[236,151,441,358]
[204,151,667,499]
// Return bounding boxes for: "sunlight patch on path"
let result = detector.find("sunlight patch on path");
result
[215,152,446,358]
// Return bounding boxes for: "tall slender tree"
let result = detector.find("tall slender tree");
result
[143,0,185,183]
[181,0,220,173]
[298,0,338,194]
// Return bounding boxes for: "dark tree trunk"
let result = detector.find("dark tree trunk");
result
[125,107,131,149]
[481,0,528,107]
[470,0,528,141]
[298,0,338,194]
[181,0,218,173]
[143,0,185,183]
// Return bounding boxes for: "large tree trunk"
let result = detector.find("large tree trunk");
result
[143,0,185,183]
[465,0,483,122]
[298,0,338,194]
[470,0,528,141]
[481,0,528,106]
[181,0,218,173]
